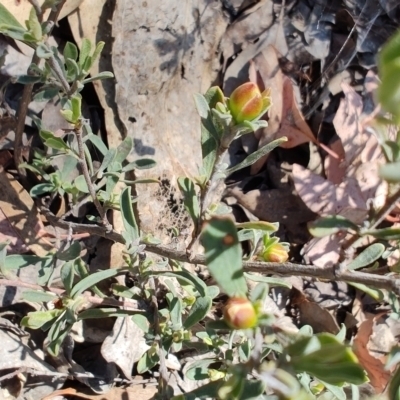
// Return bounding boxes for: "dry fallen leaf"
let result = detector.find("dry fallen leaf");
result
[353,316,391,393]
[0,170,53,256]
[250,46,334,174]
[291,288,340,334]
[294,82,389,267]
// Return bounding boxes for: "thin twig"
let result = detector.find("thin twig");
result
[75,124,112,231]
[46,55,71,95]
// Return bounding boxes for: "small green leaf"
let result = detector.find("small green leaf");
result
[74,175,89,193]
[235,221,279,232]
[21,290,57,303]
[79,38,92,68]
[114,136,133,163]
[82,71,114,84]
[60,261,75,295]
[21,309,63,330]
[84,134,108,155]
[186,358,217,380]
[36,43,53,58]
[122,158,156,172]
[206,285,220,299]
[363,227,400,240]
[137,349,159,374]
[0,25,30,42]
[177,177,200,228]
[380,161,400,182]
[226,137,288,174]
[287,333,367,385]
[70,267,128,298]
[63,42,78,61]
[120,186,139,244]
[17,75,41,84]
[194,93,210,119]
[57,241,81,261]
[131,314,150,333]
[45,137,69,151]
[347,243,385,270]
[30,183,55,196]
[308,216,359,237]
[65,58,80,80]
[348,282,384,301]
[60,109,74,124]
[91,41,105,64]
[168,295,183,328]
[201,217,247,298]
[33,87,59,102]
[71,95,82,123]
[183,296,212,330]
[27,7,42,41]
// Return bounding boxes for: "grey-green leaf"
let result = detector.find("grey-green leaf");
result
[226,137,288,174]
[347,243,385,270]
[120,186,139,244]
[308,215,359,237]
[177,177,200,228]
[70,267,128,298]
[183,296,212,330]
[201,217,247,298]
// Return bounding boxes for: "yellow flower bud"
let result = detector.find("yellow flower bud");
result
[223,297,258,329]
[228,82,270,123]
[263,243,289,263]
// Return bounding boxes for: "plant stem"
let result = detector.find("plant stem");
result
[75,124,112,231]
[40,208,400,295]
[148,277,169,398]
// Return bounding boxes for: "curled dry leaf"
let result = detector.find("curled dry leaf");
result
[353,316,392,394]
[249,45,333,174]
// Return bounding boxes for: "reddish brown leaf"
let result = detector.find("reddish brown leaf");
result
[354,317,391,393]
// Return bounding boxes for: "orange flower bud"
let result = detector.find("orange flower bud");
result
[228,82,270,123]
[263,243,289,263]
[223,297,258,329]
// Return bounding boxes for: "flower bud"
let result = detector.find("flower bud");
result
[223,297,258,329]
[228,82,270,123]
[263,243,289,263]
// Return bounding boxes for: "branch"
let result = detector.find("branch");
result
[74,124,111,230]
[40,208,400,295]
